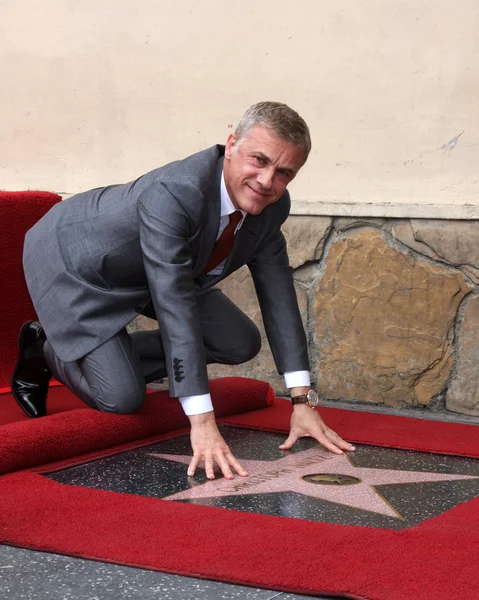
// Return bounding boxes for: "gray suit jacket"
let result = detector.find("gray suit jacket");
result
[23,145,309,397]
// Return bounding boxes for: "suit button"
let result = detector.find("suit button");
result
[175,376,182,382]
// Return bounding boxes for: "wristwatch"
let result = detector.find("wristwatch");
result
[291,389,320,408]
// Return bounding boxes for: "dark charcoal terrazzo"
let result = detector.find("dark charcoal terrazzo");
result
[352,444,479,476]
[46,426,479,530]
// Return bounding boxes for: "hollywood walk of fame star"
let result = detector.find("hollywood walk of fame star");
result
[149,447,479,519]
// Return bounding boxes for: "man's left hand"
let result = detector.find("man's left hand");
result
[279,404,356,455]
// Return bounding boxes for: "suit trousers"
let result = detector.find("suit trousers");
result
[43,287,261,413]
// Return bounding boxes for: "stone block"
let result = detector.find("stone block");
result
[312,229,472,407]
[293,263,321,286]
[335,217,385,232]
[392,219,479,285]
[281,215,332,269]
[446,295,479,416]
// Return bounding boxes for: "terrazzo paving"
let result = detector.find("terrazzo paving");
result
[47,426,479,530]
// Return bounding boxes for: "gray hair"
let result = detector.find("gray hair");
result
[235,101,311,160]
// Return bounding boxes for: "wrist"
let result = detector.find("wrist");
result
[293,403,314,413]
[188,410,216,426]
[289,386,311,397]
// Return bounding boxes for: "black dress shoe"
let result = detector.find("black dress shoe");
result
[11,321,52,418]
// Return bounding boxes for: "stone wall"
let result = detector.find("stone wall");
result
[130,217,479,417]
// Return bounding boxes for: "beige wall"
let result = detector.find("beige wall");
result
[1,0,478,217]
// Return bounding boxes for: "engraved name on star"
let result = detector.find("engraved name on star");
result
[148,447,479,519]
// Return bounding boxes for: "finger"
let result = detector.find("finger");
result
[333,437,356,452]
[215,453,234,480]
[187,455,200,477]
[279,432,299,451]
[325,428,356,452]
[226,452,248,477]
[314,433,344,455]
[204,455,216,480]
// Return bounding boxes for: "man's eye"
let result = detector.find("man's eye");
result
[279,169,291,177]
[254,156,265,164]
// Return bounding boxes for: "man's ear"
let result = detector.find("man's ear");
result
[224,133,237,160]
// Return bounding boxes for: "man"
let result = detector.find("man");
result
[12,101,355,480]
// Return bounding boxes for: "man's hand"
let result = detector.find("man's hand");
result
[188,411,248,480]
[279,404,356,455]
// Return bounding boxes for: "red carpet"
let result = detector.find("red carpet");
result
[1,382,479,600]
[0,191,61,392]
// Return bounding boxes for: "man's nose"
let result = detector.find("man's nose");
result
[257,167,275,189]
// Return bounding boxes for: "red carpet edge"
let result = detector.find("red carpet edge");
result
[0,377,274,475]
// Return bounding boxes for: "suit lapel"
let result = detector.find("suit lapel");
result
[193,157,223,278]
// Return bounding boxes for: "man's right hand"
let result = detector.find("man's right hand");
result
[187,411,248,480]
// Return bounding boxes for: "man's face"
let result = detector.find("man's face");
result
[223,126,306,215]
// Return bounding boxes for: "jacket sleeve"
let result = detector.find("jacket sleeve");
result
[247,196,310,375]
[137,181,209,397]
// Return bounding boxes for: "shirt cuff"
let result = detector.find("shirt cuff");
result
[284,371,311,389]
[179,393,214,416]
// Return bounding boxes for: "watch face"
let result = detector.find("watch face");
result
[307,389,320,406]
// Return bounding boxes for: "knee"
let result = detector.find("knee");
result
[98,385,146,414]
[240,322,262,363]
[222,320,262,365]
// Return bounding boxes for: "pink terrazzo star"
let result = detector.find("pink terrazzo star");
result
[149,447,479,519]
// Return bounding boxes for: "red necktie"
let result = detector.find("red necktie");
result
[202,210,242,274]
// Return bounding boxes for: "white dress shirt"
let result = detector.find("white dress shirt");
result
[179,172,310,416]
